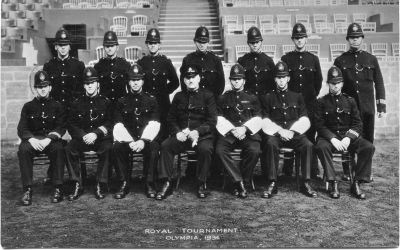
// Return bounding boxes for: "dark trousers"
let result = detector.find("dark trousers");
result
[315,137,374,182]
[261,134,313,181]
[215,135,261,183]
[113,141,160,183]
[18,140,65,188]
[65,138,112,184]
[361,111,375,143]
[158,137,213,183]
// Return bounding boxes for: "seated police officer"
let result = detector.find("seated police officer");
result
[260,61,317,199]
[65,67,113,200]
[157,64,217,200]
[17,70,66,206]
[315,66,375,199]
[215,64,262,198]
[113,64,161,199]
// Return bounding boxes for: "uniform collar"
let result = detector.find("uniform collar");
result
[35,96,51,103]
[57,55,70,62]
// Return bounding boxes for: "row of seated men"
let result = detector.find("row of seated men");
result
[18,61,375,206]
[17,21,384,206]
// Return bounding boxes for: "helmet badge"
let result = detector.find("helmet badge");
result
[297,26,302,32]
[61,32,67,39]
[278,63,284,71]
[332,69,338,77]
[151,30,156,37]
[352,25,358,31]
[133,66,139,73]
[39,72,45,81]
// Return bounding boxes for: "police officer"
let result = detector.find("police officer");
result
[94,30,131,107]
[137,28,179,141]
[17,70,66,206]
[43,28,85,184]
[334,23,385,181]
[43,28,85,108]
[112,64,161,199]
[65,67,113,200]
[180,26,225,98]
[238,26,275,98]
[215,64,262,198]
[334,23,386,143]
[158,64,217,200]
[315,66,375,199]
[260,61,317,199]
[281,23,323,178]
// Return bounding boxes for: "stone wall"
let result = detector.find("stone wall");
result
[1,62,399,143]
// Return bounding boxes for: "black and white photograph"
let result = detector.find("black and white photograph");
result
[1,0,399,248]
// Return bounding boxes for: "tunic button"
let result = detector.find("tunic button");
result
[111,89,114,92]
[152,60,154,63]
[111,63,114,66]
[255,58,257,60]
[284,112,286,115]
[356,72,358,74]
[62,81,65,84]
[355,55,358,58]
[356,81,359,83]
[255,74,258,77]
[201,76,204,78]
[337,131,340,133]
[201,58,204,61]
[299,75,302,77]
[153,78,155,80]
[135,99,138,101]
[42,103,44,106]
[62,99,65,102]
[90,101,93,103]
[357,90,360,93]
[337,117,340,120]
[284,121,287,124]
[300,56,302,59]
[299,65,302,68]
[136,117,138,120]
[42,121,45,123]
[300,84,302,87]
[336,99,338,102]
[62,90,65,93]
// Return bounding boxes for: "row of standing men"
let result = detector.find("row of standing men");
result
[17,22,385,206]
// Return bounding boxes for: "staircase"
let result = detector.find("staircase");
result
[158,0,223,64]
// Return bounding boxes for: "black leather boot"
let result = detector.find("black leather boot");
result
[156,180,171,200]
[262,181,277,199]
[21,187,32,206]
[351,180,366,200]
[114,181,129,199]
[329,181,340,199]
[68,182,83,201]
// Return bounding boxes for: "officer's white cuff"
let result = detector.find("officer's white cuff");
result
[289,116,310,135]
[98,126,108,136]
[216,116,235,136]
[48,132,61,139]
[261,118,282,135]
[113,123,134,142]
[141,121,161,141]
[244,116,262,135]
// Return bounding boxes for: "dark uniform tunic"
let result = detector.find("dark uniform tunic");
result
[113,91,160,183]
[334,49,385,142]
[158,89,217,182]
[180,51,225,97]
[260,89,313,181]
[17,97,66,187]
[215,90,261,183]
[43,56,85,108]
[137,54,179,140]
[94,56,131,105]
[281,50,323,173]
[315,93,374,181]
[65,94,113,184]
[238,52,275,97]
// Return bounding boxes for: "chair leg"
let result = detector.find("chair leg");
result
[250,177,255,191]
[80,162,87,187]
[175,154,182,190]
[295,152,301,191]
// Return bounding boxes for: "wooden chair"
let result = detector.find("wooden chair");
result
[330,43,347,61]
[324,150,355,191]
[235,45,249,60]
[125,45,142,62]
[95,46,105,60]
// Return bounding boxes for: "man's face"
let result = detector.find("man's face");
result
[104,44,119,57]
[230,78,245,91]
[292,37,307,50]
[347,36,363,50]
[248,40,262,53]
[55,44,70,58]
[146,42,160,54]
[328,82,344,95]
[184,74,200,91]
[195,41,209,52]
[84,81,99,96]
[129,79,144,92]
[35,85,52,98]
[275,76,290,91]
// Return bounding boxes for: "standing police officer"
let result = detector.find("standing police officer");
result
[180,26,225,98]
[334,23,385,181]
[65,67,113,201]
[281,23,323,178]
[17,70,66,206]
[215,64,262,198]
[315,66,375,199]
[94,31,131,106]
[260,61,317,199]
[43,28,85,184]
[137,28,179,141]
[112,64,161,199]
[43,28,85,108]
[334,23,386,143]
[158,64,217,200]
[238,26,275,98]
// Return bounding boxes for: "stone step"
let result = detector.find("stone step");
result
[162,44,223,49]
[159,17,219,22]
[159,25,220,30]
[160,10,218,14]
[162,39,222,45]
[159,13,218,18]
